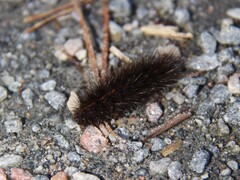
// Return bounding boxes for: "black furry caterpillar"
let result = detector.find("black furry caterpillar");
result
[67,52,184,126]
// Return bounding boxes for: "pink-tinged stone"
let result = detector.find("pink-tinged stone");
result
[51,171,68,180]
[228,73,240,94]
[11,168,32,180]
[146,102,163,123]
[64,38,83,56]
[80,125,108,154]
[0,168,7,180]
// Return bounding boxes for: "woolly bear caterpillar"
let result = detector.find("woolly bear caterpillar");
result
[67,50,184,126]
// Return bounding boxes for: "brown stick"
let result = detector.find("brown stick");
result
[24,8,73,33]
[24,3,73,23]
[143,111,192,142]
[101,0,110,80]
[72,0,99,80]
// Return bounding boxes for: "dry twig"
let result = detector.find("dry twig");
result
[143,110,192,142]
[24,8,73,33]
[72,0,99,80]
[161,139,183,157]
[101,0,110,80]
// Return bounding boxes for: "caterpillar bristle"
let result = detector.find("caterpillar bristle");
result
[69,51,185,126]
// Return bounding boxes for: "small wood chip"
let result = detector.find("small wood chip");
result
[141,25,193,40]
[161,139,183,157]
[110,46,132,63]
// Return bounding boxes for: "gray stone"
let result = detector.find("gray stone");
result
[149,158,172,176]
[173,92,185,105]
[1,71,14,86]
[40,80,56,91]
[174,8,190,24]
[183,84,199,98]
[126,141,143,152]
[227,8,240,20]
[8,81,21,92]
[180,77,207,86]
[220,168,231,176]
[38,69,50,79]
[64,166,78,176]
[4,112,23,133]
[32,175,49,180]
[207,145,220,157]
[72,172,100,180]
[227,160,239,170]
[197,100,215,119]
[32,124,41,133]
[217,64,234,77]
[153,0,175,15]
[218,48,234,62]
[188,54,221,71]
[22,88,34,108]
[0,86,7,101]
[136,6,148,20]
[109,0,131,18]
[68,152,81,163]
[223,101,240,126]
[0,154,23,168]
[189,150,210,174]
[217,118,230,136]
[214,26,240,45]
[53,133,70,150]
[168,161,183,180]
[132,148,149,163]
[44,91,66,110]
[199,31,217,54]
[151,138,166,151]
[115,127,130,139]
[135,168,149,179]
[109,21,124,42]
[210,84,230,104]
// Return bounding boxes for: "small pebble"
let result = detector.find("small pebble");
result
[149,158,172,176]
[167,161,183,180]
[40,80,57,91]
[72,172,100,180]
[135,168,149,179]
[11,168,32,180]
[64,166,78,176]
[173,92,185,105]
[75,49,87,61]
[189,150,210,174]
[109,21,123,42]
[146,102,163,123]
[109,0,131,18]
[220,168,231,176]
[64,38,83,56]
[51,172,68,180]
[153,0,175,15]
[217,118,230,136]
[1,71,14,86]
[174,8,190,24]
[38,69,50,79]
[210,84,230,104]
[183,84,199,98]
[132,148,149,163]
[32,124,41,133]
[136,6,148,20]
[151,138,166,152]
[188,54,221,71]
[21,88,34,108]
[68,152,81,163]
[228,73,240,94]
[53,133,70,150]
[227,160,238,171]
[0,154,23,168]
[80,125,108,154]
[0,86,7,101]
[4,113,23,133]
[217,64,235,83]
[227,8,240,20]
[199,31,217,54]
[44,91,66,110]
[8,81,22,92]
[126,141,143,152]
[0,168,7,180]
[214,26,240,45]
[223,102,240,126]
[54,48,68,61]
[115,127,130,139]
[32,175,49,180]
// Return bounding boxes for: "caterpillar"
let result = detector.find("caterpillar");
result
[67,50,184,126]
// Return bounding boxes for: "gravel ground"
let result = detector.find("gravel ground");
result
[0,0,240,179]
